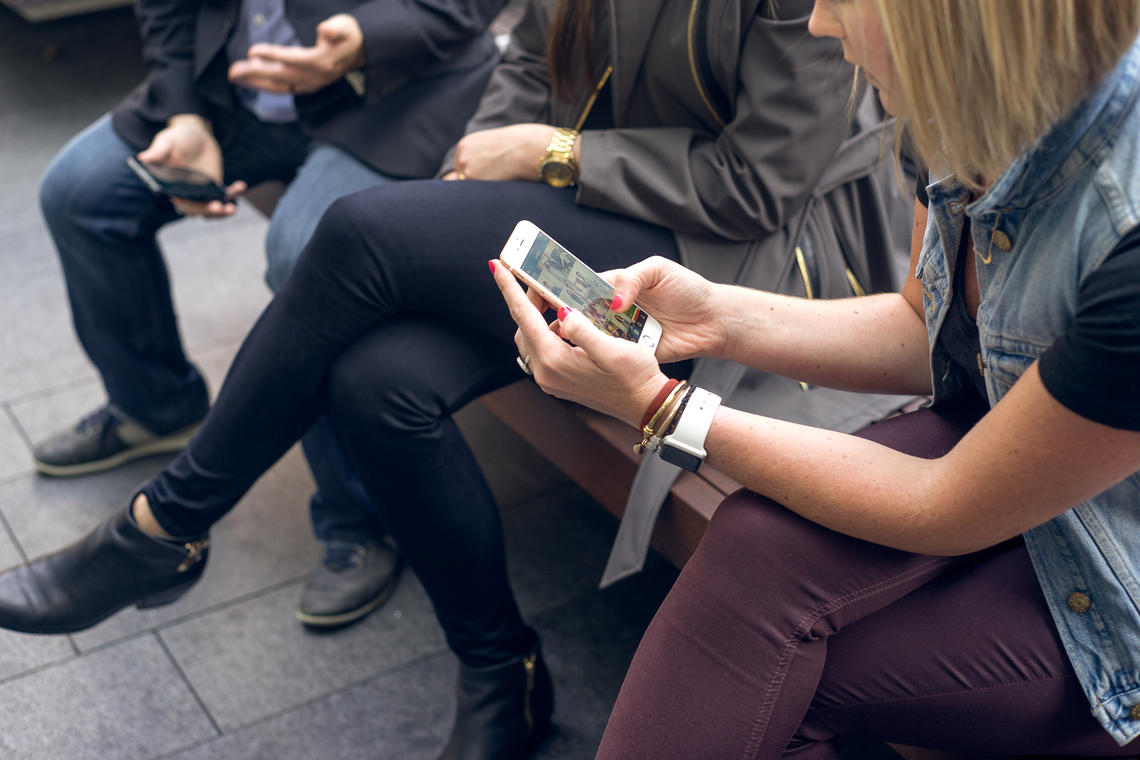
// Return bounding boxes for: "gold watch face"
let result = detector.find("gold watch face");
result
[540,160,575,188]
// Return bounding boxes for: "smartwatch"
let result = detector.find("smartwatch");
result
[659,387,722,472]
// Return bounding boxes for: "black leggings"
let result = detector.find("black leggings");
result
[144,179,679,666]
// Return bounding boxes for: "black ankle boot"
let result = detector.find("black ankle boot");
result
[437,641,554,760]
[0,504,208,634]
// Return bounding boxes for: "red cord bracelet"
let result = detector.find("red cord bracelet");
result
[640,378,680,430]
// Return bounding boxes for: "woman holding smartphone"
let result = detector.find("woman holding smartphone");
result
[0,1,883,757]
[495,0,1140,756]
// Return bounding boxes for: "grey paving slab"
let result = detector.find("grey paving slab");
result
[160,213,273,354]
[0,627,75,682]
[163,652,455,760]
[0,533,70,683]
[0,10,144,235]
[0,408,31,482]
[0,634,216,760]
[0,217,59,281]
[0,461,153,560]
[159,576,447,732]
[0,502,25,571]
[501,487,617,620]
[0,252,97,403]
[8,339,238,455]
[531,562,676,710]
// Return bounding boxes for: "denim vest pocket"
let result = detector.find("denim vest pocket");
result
[982,338,1043,397]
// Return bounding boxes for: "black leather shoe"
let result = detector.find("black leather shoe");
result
[437,640,554,760]
[0,505,208,634]
[296,538,402,629]
[33,405,204,478]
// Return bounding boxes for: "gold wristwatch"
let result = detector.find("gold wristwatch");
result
[538,127,579,187]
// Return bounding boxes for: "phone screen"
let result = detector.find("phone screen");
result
[520,230,651,342]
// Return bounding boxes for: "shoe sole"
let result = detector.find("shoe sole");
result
[33,423,201,478]
[295,577,399,629]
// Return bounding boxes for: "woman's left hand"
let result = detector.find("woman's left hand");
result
[451,124,562,182]
[492,261,669,429]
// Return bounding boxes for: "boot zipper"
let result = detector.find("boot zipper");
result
[687,0,726,127]
[523,652,537,730]
[177,539,209,572]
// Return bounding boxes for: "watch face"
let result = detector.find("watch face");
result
[541,161,575,188]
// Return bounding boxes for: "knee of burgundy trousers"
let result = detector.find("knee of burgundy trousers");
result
[598,491,959,760]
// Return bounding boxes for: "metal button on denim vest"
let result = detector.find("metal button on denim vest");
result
[918,34,1140,746]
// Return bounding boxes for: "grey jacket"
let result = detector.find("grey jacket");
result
[454,0,913,582]
[454,0,856,287]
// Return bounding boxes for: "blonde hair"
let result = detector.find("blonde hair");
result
[874,0,1140,191]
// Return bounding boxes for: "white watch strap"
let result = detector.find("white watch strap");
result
[659,387,721,471]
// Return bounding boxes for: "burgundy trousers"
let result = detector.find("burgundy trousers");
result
[596,399,1137,759]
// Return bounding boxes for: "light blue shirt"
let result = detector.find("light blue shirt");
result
[920,33,1140,746]
[225,0,301,123]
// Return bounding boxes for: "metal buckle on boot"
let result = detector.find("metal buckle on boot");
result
[177,539,209,572]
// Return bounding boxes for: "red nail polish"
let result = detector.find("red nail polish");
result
[610,294,624,311]
[557,306,570,321]
[488,260,497,274]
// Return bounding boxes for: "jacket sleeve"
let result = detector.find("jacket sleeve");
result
[134,0,210,120]
[436,0,554,173]
[576,2,855,241]
[350,0,510,104]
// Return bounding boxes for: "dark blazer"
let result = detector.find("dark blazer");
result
[112,0,508,178]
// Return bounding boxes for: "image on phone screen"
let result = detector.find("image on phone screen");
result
[518,230,652,343]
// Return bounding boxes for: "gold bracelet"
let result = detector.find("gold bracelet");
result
[634,381,689,454]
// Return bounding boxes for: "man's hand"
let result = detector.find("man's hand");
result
[228,14,365,95]
[137,115,245,217]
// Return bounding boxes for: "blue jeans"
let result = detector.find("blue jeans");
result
[263,145,397,544]
[40,112,393,542]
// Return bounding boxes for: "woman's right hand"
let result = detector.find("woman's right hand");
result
[603,256,728,364]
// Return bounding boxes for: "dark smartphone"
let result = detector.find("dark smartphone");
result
[126,156,228,203]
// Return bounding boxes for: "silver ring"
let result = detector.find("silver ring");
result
[516,354,533,376]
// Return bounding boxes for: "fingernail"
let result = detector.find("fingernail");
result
[557,306,570,321]
[610,293,624,311]
[488,260,497,274]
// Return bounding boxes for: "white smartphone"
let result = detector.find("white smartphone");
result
[499,220,662,352]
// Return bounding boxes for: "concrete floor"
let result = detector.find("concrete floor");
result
[0,6,678,758]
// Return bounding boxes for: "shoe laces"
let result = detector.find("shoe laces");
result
[321,542,366,572]
[77,406,122,448]
[76,406,115,434]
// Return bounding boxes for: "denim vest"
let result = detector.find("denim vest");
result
[919,35,1140,746]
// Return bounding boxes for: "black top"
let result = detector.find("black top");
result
[917,180,1140,431]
